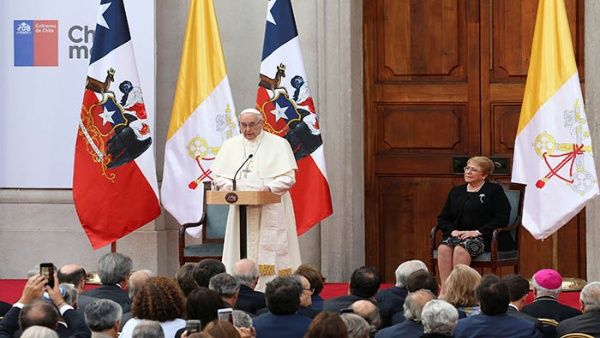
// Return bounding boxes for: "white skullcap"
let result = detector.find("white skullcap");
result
[239,108,261,116]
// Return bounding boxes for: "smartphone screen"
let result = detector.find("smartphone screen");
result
[217,308,233,323]
[185,319,201,334]
[40,263,55,288]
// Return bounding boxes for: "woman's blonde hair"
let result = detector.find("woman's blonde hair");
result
[467,156,495,177]
[442,264,481,307]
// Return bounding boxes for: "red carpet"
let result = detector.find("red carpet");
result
[0,280,581,310]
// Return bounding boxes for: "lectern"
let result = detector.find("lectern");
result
[206,190,281,259]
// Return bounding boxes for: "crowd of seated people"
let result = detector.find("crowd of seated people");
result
[2,252,599,338]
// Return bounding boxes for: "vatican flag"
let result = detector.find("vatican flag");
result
[161,0,237,235]
[511,0,599,240]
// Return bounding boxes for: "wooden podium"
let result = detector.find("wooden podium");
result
[206,190,281,259]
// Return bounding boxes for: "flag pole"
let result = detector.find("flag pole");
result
[111,241,117,253]
[552,233,558,270]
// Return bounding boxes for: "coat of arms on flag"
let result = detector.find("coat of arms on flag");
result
[73,0,160,249]
[256,0,333,235]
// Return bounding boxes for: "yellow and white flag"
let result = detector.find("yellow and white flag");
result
[161,0,237,234]
[512,0,598,240]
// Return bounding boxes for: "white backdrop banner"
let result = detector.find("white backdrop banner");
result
[0,0,155,188]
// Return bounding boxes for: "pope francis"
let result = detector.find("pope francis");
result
[211,108,301,290]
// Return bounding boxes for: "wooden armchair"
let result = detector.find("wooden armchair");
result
[429,183,525,275]
[178,182,229,266]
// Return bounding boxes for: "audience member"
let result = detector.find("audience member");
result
[232,310,255,338]
[21,326,59,338]
[522,268,581,322]
[0,301,11,317]
[120,277,185,338]
[293,275,320,319]
[202,320,240,338]
[304,312,348,338]
[374,289,435,338]
[349,300,381,332]
[208,273,240,308]
[440,264,481,317]
[83,253,133,313]
[557,281,600,337]
[323,266,381,313]
[340,313,370,338]
[453,274,538,338]
[60,283,79,309]
[375,260,427,328]
[501,274,539,323]
[391,270,438,325]
[294,265,326,311]
[84,299,122,338]
[120,270,155,329]
[0,273,90,338]
[253,277,311,338]
[175,263,198,298]
[232,259,266,315]
[192,259,226,288]
[184,288,227,331]
[420,300,458,338]
[132,321,165,338]
[57,265,95,312]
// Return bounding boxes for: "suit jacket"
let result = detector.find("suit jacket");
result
[0,302,11,317]
[235,285,266,315]
[375,286,408,328]
[507,306,548,338]
[0,305,90,338]
[375,319,423,338]
[323,294,364,313]
[253,312,312,338]
[522,296,581,322]
[83,284,131,313]
[557,311,600,337]
[310,294,324,311]
[454,313,540,338]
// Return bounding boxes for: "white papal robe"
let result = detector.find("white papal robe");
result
[211,131,300,290]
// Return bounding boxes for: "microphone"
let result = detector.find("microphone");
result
[232,154,253,191]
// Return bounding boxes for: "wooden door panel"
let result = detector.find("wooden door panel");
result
[377,104,465,153]
[378,0,465,81]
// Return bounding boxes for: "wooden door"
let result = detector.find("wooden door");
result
[364,0,586,282]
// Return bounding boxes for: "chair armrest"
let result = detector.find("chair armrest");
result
[489,223,517,256]
[430,225,443,249]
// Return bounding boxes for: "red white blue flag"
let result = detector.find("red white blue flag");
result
[73,0,160,249]
[256,0,333,235]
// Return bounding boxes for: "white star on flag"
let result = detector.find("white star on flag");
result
[270,102,288,122]
[99,107,115,125]
[97,2,111,29]
[266,0,277,25]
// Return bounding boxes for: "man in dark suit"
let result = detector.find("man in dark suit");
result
[232,259,266,314]
[82,253,132,313]
[84,299,122,338]
[453,274,539,338]
[323,266,382,313]
[57,264,97,313]
[375,289,434,338]
[209,272,240,308]
[557,281,600,337]
[0,274,90,338]
[375,260,428,328]
[253,277,312,338]
[522,269,581,322]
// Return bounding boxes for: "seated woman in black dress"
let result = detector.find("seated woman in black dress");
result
[437,156,512,290]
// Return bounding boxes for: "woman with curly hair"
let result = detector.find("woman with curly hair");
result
[120,276,186,338]
[440,264,481,317]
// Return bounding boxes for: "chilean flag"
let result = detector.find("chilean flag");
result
[256,0,333,235]
[73,0,160,249]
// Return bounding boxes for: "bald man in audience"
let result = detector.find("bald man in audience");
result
[120,269,155,329]
[232,259,266,314]
[58,264,96,312]
[350,300,382,333]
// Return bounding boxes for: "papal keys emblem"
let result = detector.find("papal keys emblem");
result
[532,100,597,195]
